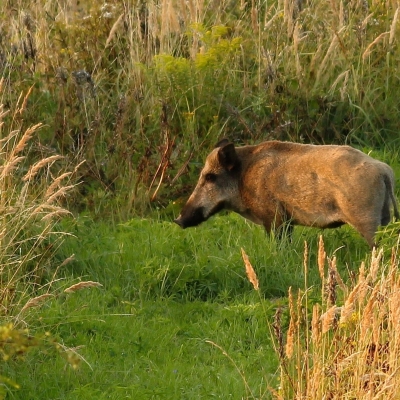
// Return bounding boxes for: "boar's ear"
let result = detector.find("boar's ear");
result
[217,142,239,171]
[215,138,230,148]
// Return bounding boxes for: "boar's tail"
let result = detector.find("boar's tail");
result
[384,175,400,221]
[393,196,400,221]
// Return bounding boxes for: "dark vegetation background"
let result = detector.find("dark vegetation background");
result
[1,0,399,220]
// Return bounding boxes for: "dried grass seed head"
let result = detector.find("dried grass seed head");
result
[241,248,259,291]
[64,281,103,293]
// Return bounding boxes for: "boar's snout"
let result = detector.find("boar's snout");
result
[173,206,206,229]
[174,215,185,228]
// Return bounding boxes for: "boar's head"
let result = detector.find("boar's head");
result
[174,139,241,228]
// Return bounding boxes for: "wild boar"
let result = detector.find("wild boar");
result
[174,139,399,248]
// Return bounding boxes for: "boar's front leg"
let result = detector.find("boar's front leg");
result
[262,215,294,242]
[275,222,294,241]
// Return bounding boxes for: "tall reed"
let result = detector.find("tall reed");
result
[0,81,80,317]
[272,236,400,399]
[0,82,103,396]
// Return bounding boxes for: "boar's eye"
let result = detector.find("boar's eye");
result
[204,173,217,183]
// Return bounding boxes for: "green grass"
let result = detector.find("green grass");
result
[4,212,391,399]
[1,75,398,400]
[61,212,373,299]
[8,297,278,399]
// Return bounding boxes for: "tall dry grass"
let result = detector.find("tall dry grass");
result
[0,79,82,318]
[271,236,400,400]
[0,81,105,393]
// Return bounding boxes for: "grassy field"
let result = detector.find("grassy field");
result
[0,217,364,398]
[2,211,399,399]
[4,216,283,399]
[1,0,400,398]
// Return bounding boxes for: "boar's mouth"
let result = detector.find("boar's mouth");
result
[174,202,226,229]
[174,207,205,229]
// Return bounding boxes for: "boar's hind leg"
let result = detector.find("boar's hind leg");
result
[381,196,391,226]
[347,219,379,249]
[381,175,400,225]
